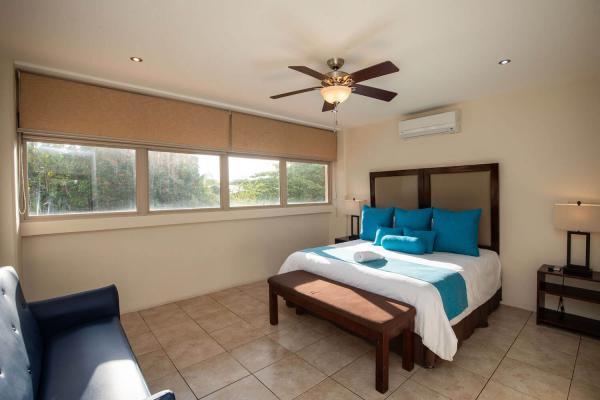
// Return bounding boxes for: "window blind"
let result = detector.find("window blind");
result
[231,112,337,161]
[18,72,337,161]
[18,72,231,150]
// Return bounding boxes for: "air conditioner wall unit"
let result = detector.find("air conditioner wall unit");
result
[398,111,459,138]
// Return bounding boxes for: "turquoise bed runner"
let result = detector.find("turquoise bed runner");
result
[301,246,468,320]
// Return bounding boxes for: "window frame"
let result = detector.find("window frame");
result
[284,159,330,206]
[227,153,283,209]
[22,136,141,220]
[146,147,223,214]
[20,134,331,221]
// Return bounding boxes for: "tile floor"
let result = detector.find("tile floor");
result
[122,280,600,400]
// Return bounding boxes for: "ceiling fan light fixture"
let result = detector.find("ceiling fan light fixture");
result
[271,59,399,111]
[320,85,352,104]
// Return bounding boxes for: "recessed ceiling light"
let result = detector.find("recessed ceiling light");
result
[130,56,143,63]
[498,58,511,65]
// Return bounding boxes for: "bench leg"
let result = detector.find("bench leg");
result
[269,286,278,325]
[375,333,389,393]
[402,327,414,372]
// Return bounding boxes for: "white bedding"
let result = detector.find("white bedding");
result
[278,239,501,360]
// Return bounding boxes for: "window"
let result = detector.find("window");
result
[149,150,220,210]
[23,137,329,220]
[286,161,328,204]
[228,156,280,207]
[26,141,136,216]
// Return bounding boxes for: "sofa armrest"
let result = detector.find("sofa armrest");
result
[146,390,175,400]
[30,284,120,337]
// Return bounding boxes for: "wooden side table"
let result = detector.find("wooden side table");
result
[537,264,600,337]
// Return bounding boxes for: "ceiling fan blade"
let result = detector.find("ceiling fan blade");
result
[352,84,397,102]
[289,66,329,81]
[322,101,335,112]
[270,87,321,99]
[350,61,399,83]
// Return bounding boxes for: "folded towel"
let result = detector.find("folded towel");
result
[353,251,384,263]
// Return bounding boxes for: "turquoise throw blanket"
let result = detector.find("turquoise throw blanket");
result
[301,246,468,320]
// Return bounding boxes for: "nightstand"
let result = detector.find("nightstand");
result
[334,235,359,244]
[537,264,600,337]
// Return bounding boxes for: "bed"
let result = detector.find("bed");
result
[278,163,501,366]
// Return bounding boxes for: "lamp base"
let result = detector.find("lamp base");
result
[350,215,360,237]
[562,264,593,277]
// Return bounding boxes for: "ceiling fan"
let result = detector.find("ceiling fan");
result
[270,58,399,112]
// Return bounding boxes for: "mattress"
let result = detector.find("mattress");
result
[278,239,501,360]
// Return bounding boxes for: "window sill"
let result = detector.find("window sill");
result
[20,204,334,236]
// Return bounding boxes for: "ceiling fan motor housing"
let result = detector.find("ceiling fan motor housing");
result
[324,69,352,87]
[326,57,345,70]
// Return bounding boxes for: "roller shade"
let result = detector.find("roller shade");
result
[231,112,336,161]
[18,72,230,150]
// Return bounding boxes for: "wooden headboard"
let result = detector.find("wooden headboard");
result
[369,163,499,254]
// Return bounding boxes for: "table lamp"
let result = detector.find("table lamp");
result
[553,201,600,277]
[343,198,367,239]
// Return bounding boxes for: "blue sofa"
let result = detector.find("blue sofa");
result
[0,266,175,400]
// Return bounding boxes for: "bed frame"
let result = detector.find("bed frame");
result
[370,163,499,254]
[369,162,500,367]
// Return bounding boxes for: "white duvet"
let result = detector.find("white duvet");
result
[278,239,501,360]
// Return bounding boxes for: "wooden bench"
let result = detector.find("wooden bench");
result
[268,270,415,393]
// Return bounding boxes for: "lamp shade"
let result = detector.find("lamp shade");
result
[553,203,600,232]
[321,86,352,104]
[343,198,366,216]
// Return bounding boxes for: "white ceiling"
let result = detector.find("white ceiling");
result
[1,0,599,128]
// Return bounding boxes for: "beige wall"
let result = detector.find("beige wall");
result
[13,68,600,315]
[0,56,20,273]
[330,125,349,239]
[337,75,600,312]
[22,212,331,312]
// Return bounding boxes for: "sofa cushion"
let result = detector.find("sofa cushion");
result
[38,316,150,400]
[0,266,43,400]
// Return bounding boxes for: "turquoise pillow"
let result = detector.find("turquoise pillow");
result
[373,226,404,246]
[360,206,394,241]
[403,228,437,254]
[432,208,482,256]
[394,208,433,230]
[381,235,426,255]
